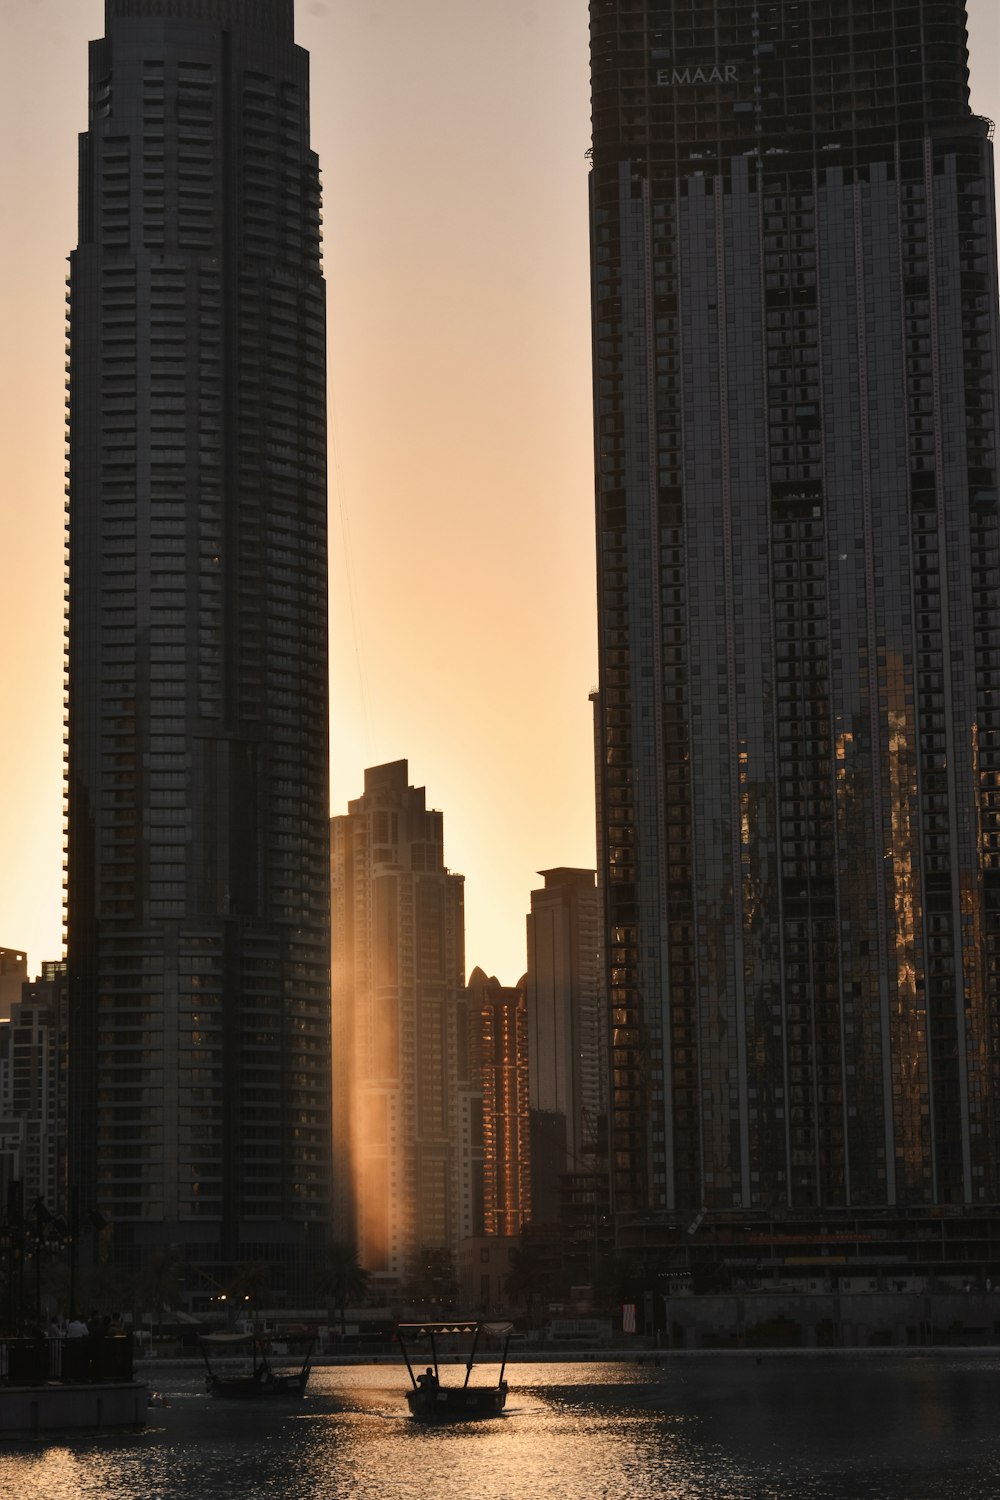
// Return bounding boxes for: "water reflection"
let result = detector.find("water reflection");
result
[4,1357,1000,1500]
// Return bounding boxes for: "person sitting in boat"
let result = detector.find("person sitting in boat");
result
[417,1366,439,1391]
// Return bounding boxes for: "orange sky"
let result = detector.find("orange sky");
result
[1,1,998,983]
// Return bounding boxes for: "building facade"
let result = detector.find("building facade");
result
[467,968,531,1237]
[331,763,465,1290]
[454,978,485,1243]
[525,869,605,1174]
[590,1,1000,1231]
[455,1233,520,1313]
[0,950,28,1026]
[0,962,68,1218]
[66,0,332,1284]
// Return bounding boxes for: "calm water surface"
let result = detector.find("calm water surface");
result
[2,1354,1000,1499]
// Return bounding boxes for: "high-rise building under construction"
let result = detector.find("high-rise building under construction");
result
[589,0,1000,1248]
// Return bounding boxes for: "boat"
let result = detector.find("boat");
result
[199,1330,314,1399]
[396,1319,513,1421]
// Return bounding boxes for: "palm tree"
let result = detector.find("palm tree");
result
[316,1242,369,1337]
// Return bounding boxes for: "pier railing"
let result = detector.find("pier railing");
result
[0,1333,135,1386]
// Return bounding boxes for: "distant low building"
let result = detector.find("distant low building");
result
[455,1234,520,1314]
[0,960,68,1215]
[0,949,27,1025]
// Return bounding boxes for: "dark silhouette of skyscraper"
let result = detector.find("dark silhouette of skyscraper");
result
[66,0,331,1285]
[590,1,1000,1243]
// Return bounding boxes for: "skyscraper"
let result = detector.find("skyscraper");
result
[331,762,465,1291]
[66,0,331,1284]
[525,868,605,1174]
[466,968,532,1237]
[590,0,1000,1241]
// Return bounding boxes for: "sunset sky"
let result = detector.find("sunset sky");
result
[1,1,998,984]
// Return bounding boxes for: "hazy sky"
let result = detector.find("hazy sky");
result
[1,1,998,983]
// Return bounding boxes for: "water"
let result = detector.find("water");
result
[3,1354,1000,1499]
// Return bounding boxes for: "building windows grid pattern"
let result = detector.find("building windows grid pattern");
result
[68,0,332,1273]
[590,0,1000,1222]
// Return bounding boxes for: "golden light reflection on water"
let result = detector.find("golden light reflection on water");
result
[4,1359,1000,1500]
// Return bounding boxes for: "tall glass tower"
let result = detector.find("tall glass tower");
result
[331,763,466,1295]
[590,1,1000,1241]
[67,0,331,1285]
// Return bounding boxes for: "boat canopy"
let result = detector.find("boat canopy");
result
[201,1332,256,1347]
[397,1320,513,1340]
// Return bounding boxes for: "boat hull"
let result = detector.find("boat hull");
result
[406,1382,507,1422]
[207,1371,310,1399]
